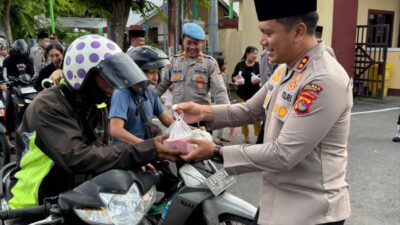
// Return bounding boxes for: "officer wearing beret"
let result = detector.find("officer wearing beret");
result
[173,0,352,224]
[156,22,229,112]
[127,29,146,53]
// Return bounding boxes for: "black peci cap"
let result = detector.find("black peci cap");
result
[253,0,317,21]
[129,30,145,39]
[316,26,323,34]
[37,32,49,39]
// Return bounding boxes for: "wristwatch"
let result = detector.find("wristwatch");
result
[211,144,224,163]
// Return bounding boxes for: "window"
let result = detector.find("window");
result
[367,10,394,47]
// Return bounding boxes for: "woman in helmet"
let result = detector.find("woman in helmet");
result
[109,45,173,145]
[8,35,184,211]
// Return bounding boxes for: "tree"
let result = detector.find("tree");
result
[0,0,12,43]
[76,0,157,48]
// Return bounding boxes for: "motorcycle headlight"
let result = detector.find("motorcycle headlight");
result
[74,183,157,225]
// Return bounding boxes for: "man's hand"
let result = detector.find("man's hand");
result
[180,139,215,161]
[172,102,204,124]
[154,135,187,161]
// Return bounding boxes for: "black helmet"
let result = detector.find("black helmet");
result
[11,39,29,58]
[127,45,170,71]
[0,38,8,49]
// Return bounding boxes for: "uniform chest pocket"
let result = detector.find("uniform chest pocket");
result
[170,72,185,83]
[272,99,294,122]
[192,74,209,95]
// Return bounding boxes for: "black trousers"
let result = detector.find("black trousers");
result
[253,209,345,225]
[397,112,400,125]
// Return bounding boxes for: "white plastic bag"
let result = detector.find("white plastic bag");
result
[164,113,194,153]
[251,72,261,83]
[234,71,245,85]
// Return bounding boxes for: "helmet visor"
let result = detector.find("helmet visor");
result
[97,53,149,89]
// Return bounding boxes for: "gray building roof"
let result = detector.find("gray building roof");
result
[57,17,107,29]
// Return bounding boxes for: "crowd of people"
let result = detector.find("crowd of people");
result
[0,0,399,224]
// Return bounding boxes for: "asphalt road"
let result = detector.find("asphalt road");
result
[221,96,400,225]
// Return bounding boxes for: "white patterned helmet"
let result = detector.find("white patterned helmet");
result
[63,35,147,91]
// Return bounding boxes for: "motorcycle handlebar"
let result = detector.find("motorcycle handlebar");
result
[0,205,46,220]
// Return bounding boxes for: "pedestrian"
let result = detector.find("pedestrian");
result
[156,22,233,135]
[7,35,183,218]
[232,46,261,143]
[34,43,64,92]
[173,0,352,224]
[30,32,49,76]
[215,55,233,144]
[127,29,146,53]
[393,112,400,142]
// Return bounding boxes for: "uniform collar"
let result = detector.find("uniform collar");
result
[292,42,326,73]
[180,52,204,63]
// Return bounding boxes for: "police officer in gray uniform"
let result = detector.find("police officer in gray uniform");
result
[156,23,229,107]
[174,0,352,224]
[30,32,49,76]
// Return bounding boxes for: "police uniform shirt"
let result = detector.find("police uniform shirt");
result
[208,42,352,224]
[156,52,229,105]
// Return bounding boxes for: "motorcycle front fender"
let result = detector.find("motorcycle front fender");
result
[202,192,257,225]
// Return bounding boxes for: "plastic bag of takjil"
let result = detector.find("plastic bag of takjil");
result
[164,112,213,153]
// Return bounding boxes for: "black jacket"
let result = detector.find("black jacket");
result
[1,55,35,82]
[232,61,260,100]
[34,63,56,92]
[12,86,158,206]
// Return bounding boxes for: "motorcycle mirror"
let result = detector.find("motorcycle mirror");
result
[41,78,53,89]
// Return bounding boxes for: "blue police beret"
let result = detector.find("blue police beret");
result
[182,23,205,41]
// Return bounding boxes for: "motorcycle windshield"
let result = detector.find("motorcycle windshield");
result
[97,53,149,89]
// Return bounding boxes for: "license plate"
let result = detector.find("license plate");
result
[205,169,237,196]
[20,87,37,95]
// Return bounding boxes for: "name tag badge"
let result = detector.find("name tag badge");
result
[263,91,273,109]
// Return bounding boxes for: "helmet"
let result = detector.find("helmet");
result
[11,39,29,58]
[127,45,170,71]
[0,38,8,49]
[63,34,147,91]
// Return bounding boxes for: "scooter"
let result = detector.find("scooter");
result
[0,160,257,225]
[146,160,256,225]
[5,73,37,133]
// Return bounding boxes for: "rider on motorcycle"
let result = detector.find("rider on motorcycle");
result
[2,39,36,134]
[1,39,35,83]
[7,35,184,210]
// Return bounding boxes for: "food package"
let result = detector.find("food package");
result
[164,113,194,153]
[234,71,245,85]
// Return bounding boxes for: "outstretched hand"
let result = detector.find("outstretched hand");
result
[172,102,204,124]
[180,139,215,162]
[154,134,187,161]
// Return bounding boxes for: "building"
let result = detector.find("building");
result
[232,0,400,98]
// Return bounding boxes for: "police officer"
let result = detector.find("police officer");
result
[30,32,49,76]
[126,29,146,53]
[156,22,229,108]
[174,0,352,224]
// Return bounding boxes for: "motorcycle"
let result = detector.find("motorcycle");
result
[5,73,37,133]
[0,160,257,225]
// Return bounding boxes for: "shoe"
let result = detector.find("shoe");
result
[217,136,230,142]
[393,136,400,142]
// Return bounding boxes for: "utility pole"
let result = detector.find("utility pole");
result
[49,0,55,34]
[168,0,176,56]
[175,0,182,54]
[208,0,219,57]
